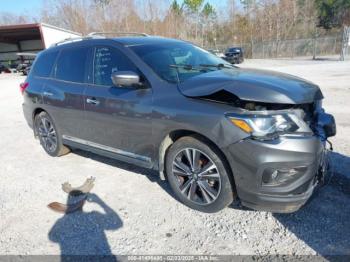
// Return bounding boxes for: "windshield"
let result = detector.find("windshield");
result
[129,42,233,83]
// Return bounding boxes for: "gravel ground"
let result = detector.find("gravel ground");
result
[0,59,349,257]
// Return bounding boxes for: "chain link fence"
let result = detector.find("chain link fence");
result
[212,31,350,60]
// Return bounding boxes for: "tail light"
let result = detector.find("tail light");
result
[20,82,29,95]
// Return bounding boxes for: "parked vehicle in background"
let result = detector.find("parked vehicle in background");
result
[224,47,244,64]
[0,64,11,73]
[8,64,18,73]
[23,66,31,76]
[208,49,226,59]
[0,64,6,73]
[17,61,32,75]
[22,34,335,213]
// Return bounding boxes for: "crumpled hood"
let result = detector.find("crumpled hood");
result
[178,68,323,104]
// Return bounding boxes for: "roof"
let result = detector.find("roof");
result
[40,23,81,36]
[47,35,187,50]
[112,36,185,46]
[0,23,81,44]
[0,23,41,43]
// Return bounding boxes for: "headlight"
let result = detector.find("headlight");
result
[229,112,312,140]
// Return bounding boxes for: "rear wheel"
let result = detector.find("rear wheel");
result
[165,136,235,213]
[34,112,70,157]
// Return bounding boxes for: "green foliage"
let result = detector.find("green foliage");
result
[94,0,110,6]
[183,0,205,13]
[202,2,215,18]
[240,0,256,10]
[171,0,182,14]
[315,0,350,29]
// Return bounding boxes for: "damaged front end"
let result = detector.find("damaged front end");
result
[206,91,336,185]
[198,89,336,140]
[220,98,335,212]
[177,68,336,212]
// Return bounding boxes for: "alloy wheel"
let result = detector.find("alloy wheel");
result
[37,116,58,153]
[172,148,221,205]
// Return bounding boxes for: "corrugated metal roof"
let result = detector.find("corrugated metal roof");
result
[0,23,81,44]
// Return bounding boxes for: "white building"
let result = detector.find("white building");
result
[0,23,81,64]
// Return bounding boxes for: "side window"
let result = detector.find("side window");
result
[93,46,137,86]
[32,51,58,77]
[55,47,89,83]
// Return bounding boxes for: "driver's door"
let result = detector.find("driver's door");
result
[82,45,153,167]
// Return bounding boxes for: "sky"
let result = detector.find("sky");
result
[0,0,45,13]
[0,0,228,15]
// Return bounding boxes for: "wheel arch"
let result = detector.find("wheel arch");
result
[32,107,46,137]
[157,129,236,191]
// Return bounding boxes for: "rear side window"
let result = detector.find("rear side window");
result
[32,51,58,77]
[93,46,137,86]
[55,47,89,83]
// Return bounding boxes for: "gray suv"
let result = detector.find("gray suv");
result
[22,34,336,213]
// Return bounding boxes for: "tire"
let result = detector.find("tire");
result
[34,111,70,157]
[165,136,235,213]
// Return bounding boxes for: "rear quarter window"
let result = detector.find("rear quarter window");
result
[31,51,58,77]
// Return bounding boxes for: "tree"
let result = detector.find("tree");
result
[202,2,215,18]
[94,0,111,5]
[0,12,31,25]
[201,3,216,46]
[3,0,343,58]
[168,0,184,37]
[316,0,350,29]
[184,0,205,13]
[183,0,205,41]
[171,0,182,15]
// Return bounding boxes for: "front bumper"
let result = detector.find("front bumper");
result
[224,55,242,63]
[224,135,327,213]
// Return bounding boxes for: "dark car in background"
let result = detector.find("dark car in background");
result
[8,63,18,73]
[21,34,335,213]
[0,64,11,73]
[17,61,32,75]
[0,64,6,73]
[23,66,31,76]
[224,47,244,64]
[208,49,226,59]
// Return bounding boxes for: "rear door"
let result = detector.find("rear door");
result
[83,45,153,167]
[43,46,90,138]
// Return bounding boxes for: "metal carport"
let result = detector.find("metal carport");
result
[0,23,81,64]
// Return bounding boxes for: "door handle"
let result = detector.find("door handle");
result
[86,98,100,105]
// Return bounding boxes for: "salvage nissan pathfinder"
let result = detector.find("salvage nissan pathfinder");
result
[21,33,336,213]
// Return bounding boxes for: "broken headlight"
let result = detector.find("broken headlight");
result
[229,112,312,140]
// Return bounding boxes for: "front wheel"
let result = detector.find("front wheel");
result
[165,136,235,213]
[34,111,70,157]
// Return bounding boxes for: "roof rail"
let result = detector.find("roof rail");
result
[51,32,148,47]
[88,32,149,37]
[51,35,104,47]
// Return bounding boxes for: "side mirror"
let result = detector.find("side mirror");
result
[111,71,141,87]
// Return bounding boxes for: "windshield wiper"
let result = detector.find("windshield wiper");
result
[170,64,233,71]
[199,63,234,69]
[169,64,199,71]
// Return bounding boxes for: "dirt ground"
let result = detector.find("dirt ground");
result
[0,58,349,257]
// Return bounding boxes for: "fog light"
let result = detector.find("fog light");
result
[262,166,307,186]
